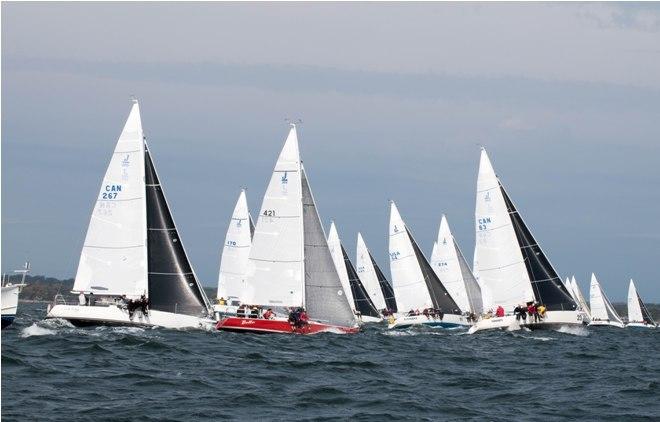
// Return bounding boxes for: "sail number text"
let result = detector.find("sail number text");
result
[102,184,122,200]
[263,210,276,217]
[477,217,491,231]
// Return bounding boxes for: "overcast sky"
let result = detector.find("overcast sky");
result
[3,3,659,301]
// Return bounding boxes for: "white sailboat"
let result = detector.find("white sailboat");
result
[388,201,470,329]
[1,262,29,329]
[216,125,358,334]
[46,100,213,329]
[213,189,254,319]
[356,232,397,314]
[327,222,382,323]
[430,215,483,316]
[588,273,624,328]
[469,148,582,334]
[626,279,657,328]
[570,275,591,322]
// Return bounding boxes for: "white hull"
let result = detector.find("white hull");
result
[360,315,384,324]
[626,322,657,329]
[2,285,22,316]
[588,319,625,328]
[468,310,584,334]
[46,304,214,330]
[388,313,470,329]
[212,304,239,320]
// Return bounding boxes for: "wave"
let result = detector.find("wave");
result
[20,323,57,338]
[555,325,590,337]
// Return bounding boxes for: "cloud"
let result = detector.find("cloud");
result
[499,116,534,131]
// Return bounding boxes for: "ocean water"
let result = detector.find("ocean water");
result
[2,303,658,421]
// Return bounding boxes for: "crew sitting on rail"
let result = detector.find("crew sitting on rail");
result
[495,305,505,318]
[527,302,539,322]
[537,303,546,319]
[262,308,275,320]
[79,292,86,306]
[514,305,527,321]
[217,297,226,305]
[288,307,309,329]
[249,306,260,319]
[236,304,248,318]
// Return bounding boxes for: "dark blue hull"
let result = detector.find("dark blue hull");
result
[2,315,16,329]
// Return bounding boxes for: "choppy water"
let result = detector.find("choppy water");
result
[2,303,659,421]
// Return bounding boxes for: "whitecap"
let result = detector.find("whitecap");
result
[555,325,590,337]
[20,323,56,338]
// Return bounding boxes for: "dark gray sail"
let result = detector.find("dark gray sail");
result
[144,143,209,316]
[301,167,356,327]
[637,293,657,325]
[499,183,576,311]
[407,228,462,315]
[370,254,398,312]
[249,214,255,239]
[453,242,483,315]
[341,245,380,318]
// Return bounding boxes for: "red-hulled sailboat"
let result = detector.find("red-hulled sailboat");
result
[216,124,359,335]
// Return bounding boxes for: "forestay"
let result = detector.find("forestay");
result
[243,127,304,307]
[73,102,148,297]
[217,189,253,301]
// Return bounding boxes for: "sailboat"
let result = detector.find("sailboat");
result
[569,275,591,322]
[430,215,483,316]
[327,222,382,323]
[213,189,254,319]
[1,262,29,329]
[388,201,469,329]
[215,125,359,334]
[46,100,213,329]
[469,148,582,334]
[356,232,397,314]
[588,273,624,328]
[626,279,657,328]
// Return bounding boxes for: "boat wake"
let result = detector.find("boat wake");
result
[20,323,57,338]
[554,325,590,337]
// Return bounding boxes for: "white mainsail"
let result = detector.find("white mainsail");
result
[242,127,304,307]
[431,214,482,314]
[474,148,534,311]
[589,273,623,324]
[565,277,576,301]
[627,279,644,324]
[388,201,434,312]
[327,221,356,312]
[217,189,253,301]
[73,101,147,297]
[356,233,387,311]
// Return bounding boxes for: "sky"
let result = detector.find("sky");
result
[2,2,659,302]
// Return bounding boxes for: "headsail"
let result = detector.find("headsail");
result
[217,189,253,301]
[628,279,656,325]
[589,274,623,324]
[356,233,388,311]
[144,143,209,316]
[431,215,483,314]
[327,222,356,311]
[73,101,148,297]
[301,166,356,327]
[242,127,304,307]
[341,244,380,318]
[571,276,591,316]
[474,148,576,312]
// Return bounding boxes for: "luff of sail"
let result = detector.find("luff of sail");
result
[301,166,356,327]
[217,189,253,301]
[144,143,209,316]
[431,215,483,315]
[589,273,623,324]
[474,148,576,312]
[327,222,356,311]
[356,232,388,311]
[243,127,304,307]
[73,101,148,297]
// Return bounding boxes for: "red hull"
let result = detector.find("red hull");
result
[215,317,359,335]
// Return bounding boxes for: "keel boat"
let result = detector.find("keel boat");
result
[430,215,483,316]
[469,149,581,334]
[569,275,591,323]
[216,125,359,335]
[328,222,382,323]
[46,100,213,329]
[388,202,469,329]
[356,232,398,314]
[626,279,657,329]
[213,189,254,319]
[588,274,624,328]
[1,262,29,329]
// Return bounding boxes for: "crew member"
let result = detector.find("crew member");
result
[263,308,275,320]
[79,292,87,306]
